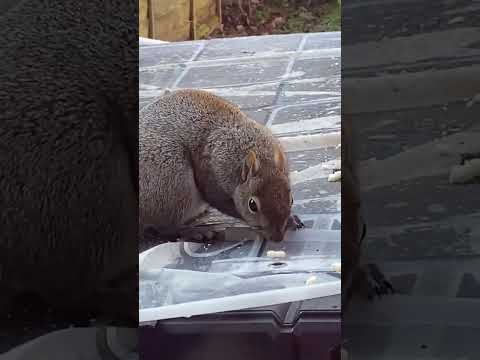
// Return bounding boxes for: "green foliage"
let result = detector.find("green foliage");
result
[213,0,340,39]
[280,1,340,33]
[321,1,341,31]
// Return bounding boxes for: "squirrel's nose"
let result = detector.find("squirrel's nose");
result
[270,228,286,242]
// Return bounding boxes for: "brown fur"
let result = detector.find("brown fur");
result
[241,150,260,182]
[139,89,293,243]
[273,144,287,173]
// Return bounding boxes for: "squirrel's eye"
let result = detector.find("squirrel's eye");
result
[248,198,258,213]
[290,194,294,205]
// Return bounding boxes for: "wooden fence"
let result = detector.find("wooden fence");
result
[139,0,222,41]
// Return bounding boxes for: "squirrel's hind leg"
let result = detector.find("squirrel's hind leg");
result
[140,151,208,227]
[140,153,209,249]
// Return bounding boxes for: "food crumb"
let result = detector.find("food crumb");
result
[331,262,341,273]
[267,250,286,258]
[305,275,317,285]
[328,171,341,182]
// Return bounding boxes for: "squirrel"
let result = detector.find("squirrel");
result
[139,89,304,247]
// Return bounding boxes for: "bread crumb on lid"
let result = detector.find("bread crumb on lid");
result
[267,250,286,258]
[305,275,317,285]
[330,262,341,273]
[328,171,342,182]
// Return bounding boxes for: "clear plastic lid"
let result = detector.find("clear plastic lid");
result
[139,222,340,322]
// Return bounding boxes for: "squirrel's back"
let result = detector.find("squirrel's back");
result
[140,89,281,170]
[140,89,245,143]
[140,89,283,178]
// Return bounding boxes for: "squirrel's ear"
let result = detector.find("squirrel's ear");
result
[241,150,260,182]
[273,145,287,173]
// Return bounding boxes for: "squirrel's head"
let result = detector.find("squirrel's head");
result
[233,148,293,242]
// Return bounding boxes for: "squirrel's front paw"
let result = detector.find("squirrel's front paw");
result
[287,214,305,230]
[178,226,218,243]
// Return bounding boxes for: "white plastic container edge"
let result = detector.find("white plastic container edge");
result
[139,37,170,45]
[139,279,340,322]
